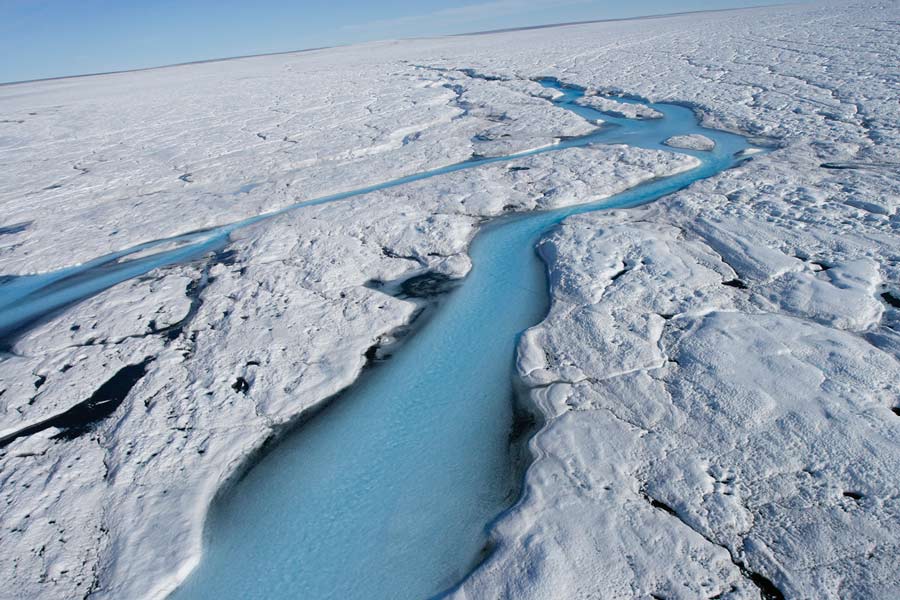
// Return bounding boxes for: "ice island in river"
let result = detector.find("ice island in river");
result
[1,2,900,600]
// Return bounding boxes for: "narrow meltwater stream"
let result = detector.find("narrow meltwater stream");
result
[167,80,759,599]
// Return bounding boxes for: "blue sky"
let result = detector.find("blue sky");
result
[0,0,780,83]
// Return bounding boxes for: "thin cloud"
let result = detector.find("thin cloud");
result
[343,0,596,33]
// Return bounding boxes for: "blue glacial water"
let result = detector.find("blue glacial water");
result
[168,80,758,599]
[0,75,759,598]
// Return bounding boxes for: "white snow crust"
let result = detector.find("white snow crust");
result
[665,133,716,151]
[577,94,664,120]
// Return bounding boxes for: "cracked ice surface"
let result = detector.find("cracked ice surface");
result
[576,94,664,120]
[1,1,899,599]
[468,210,900,599]
[456,3,900,597]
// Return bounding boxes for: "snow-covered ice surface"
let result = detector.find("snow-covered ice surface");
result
[1,1,899,599]
[665,133,716,151]
[577,94,664,120]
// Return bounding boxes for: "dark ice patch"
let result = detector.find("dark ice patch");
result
[723,279,749,289]
[0,222,30,235]
[610,267,629,283]
[881,291,900,309]
[649,497,678,516]
[0,357,154,448]
[232,377,250,394]
[400,272,459,298]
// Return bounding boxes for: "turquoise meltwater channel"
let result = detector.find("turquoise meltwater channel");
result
[170,80,759,599]
[0,75,760,599]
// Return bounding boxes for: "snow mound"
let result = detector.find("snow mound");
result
[665,133,716,151]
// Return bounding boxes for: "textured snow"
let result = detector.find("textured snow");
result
[1,1,899,599]
[576,94,664,120]
[471,209,900,599]
[454,3,900,597]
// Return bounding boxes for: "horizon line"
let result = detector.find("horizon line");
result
[0,3,790,87]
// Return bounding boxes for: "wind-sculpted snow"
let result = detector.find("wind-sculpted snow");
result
[1,1,899,599]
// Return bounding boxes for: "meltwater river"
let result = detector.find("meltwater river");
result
[169,81,758,599]
[0,75,759,599]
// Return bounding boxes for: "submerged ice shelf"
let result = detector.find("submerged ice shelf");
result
[169,80,760,599]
